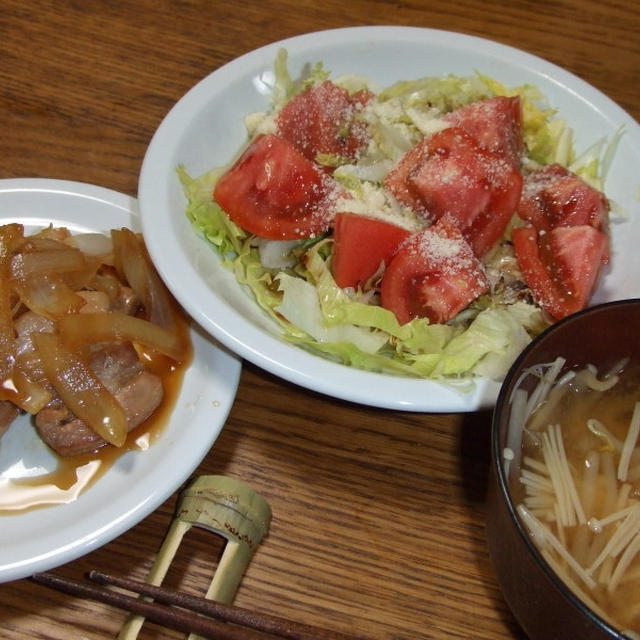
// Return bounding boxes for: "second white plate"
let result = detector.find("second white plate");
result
[0,178,241,583]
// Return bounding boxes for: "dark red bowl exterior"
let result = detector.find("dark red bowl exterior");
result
[487,299,640,640]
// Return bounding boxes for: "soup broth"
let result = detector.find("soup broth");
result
[509,359,640,635]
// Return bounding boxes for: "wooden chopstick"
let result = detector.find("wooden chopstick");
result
[31,571,267,640]
[30,571,364,640]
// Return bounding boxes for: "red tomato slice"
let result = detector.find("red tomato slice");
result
[276,81,371,164]
[544,225,608,310]
[404,128,493,227]
[512,224,608,320]
[384,127,522,256]
[331,212,411,289]
[382,140,430,215]
[512,226,568,319]
[380,217,489,325]
[444,96,523,167]
[213,134,337,240]
[517,163,609,232]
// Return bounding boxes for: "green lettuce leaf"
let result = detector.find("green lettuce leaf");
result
[431,308,531,378]
[177,165,246,257]
[378,74,489,111]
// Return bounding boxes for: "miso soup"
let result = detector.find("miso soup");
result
[507,357,640,635]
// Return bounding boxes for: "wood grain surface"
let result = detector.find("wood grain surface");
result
[1,1,639,639]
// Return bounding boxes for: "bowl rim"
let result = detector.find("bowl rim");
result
[491,298,640,637]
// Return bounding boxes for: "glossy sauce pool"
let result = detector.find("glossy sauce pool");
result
[0,309,193,514]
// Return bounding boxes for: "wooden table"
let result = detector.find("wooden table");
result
[1,2,638,638]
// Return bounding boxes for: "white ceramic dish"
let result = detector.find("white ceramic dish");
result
[0,178,241,583]
[138,26,640,413]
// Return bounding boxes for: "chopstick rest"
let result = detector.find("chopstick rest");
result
[118,474,271,640]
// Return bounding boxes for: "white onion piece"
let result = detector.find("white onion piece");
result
[65,233,114,260]
[257,238,299,269]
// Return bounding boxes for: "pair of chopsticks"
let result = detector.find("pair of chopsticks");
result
[30,571,363,640]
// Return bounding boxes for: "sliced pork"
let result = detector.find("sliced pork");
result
[35,342,164,456]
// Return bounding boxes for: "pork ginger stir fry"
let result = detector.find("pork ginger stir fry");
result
[0,223,189,456]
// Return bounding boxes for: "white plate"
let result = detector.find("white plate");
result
[138,26,640,413]
[0,178,241,583]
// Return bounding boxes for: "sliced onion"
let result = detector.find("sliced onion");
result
[16,236,67,253]
[0,223,25,251]
[12,273,85,319]
[89,272,124,303]
[64,233,114,262]
[5,366,52,414]
[14,344,46,382]
[76,290,111,314]
[0,268,14,383]
[257,238,299,268]
[11,247,86,278]
[10,234,89,319]
[60,256,101,292]
[12,238,101,293]
[57,312,188,362]
[34,226,70,243]
[32,331,128,447]
[111,228,175,330]
[111,228,147,301]
[144,268,176,331]
[0,226,21,384]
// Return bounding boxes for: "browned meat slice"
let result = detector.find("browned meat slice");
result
[112,369,163,429]
[88,341,144,392]
[35,400,104,456]
[0,400,20,439]
[35,342,164,456]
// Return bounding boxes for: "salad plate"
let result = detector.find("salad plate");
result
[0,178,241,583]
[138,26,640,413]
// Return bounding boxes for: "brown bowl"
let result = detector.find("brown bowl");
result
[487,299,640,640]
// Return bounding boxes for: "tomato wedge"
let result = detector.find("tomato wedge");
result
[276,81,371,165]
[512,224,608,320]
[331,212,411,289]
[517,164,609,233]
[380,217,489,325]
[384,127,522,256]
[213,134,337,240]
[444,96,523,167]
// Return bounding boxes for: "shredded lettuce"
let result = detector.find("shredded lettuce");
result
[378,74,489,111]
[275,273,389,354]
[570,125,625,190]
[270,48,295,108]
[178,51,619,384]
[333,73,375,94]
[468,309,532,379]
[177,165,246,258]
